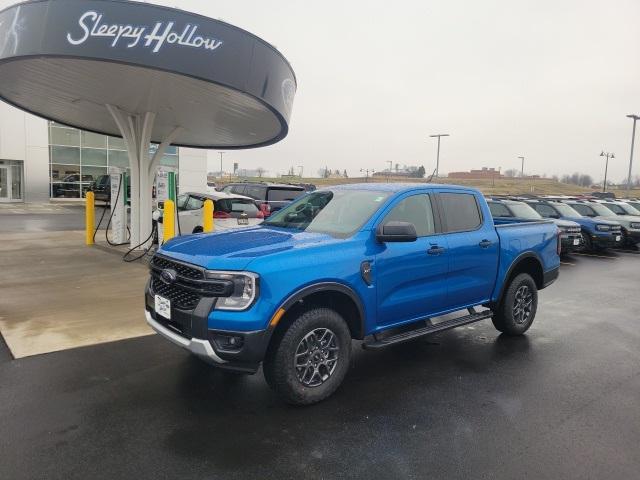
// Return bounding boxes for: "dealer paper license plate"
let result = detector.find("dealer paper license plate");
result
[616,235,621,242]
[155,295,171,320]
[573,238,580,246]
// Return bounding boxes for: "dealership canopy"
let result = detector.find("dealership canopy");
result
[0,0,297,246]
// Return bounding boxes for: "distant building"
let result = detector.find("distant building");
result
[448,167,503,180]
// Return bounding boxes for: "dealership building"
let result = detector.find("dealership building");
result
[0,102,207,203]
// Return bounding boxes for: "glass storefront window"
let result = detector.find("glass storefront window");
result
[51,146,80,165]
[81,131,107,149]
[50,127,80,147]
[108,150,129,168]
[108,136,127,150]
[82,148,107,166]
[50,164,81,198]
[160,154,178,167]
[48,121,178,199]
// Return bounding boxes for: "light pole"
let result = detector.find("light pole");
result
[626,114,639,195]
[600,151,614,193]
[429,134,449,178]
[219,151,225,179]
[518,156,525,178]
[297,165,303,177]
[360,168,374,182]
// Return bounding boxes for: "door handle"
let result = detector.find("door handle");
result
[427,246,446,255]
[479,239,492,248]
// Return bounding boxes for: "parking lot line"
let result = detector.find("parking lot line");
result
[560,261,575,266]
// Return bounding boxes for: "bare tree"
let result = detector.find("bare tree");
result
[256,167,265,178]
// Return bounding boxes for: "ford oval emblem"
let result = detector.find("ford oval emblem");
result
[160,269,177,285]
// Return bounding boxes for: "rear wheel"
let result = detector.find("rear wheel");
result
[192,226,203,234]
[492,273,538,336]
[263,307,352,405]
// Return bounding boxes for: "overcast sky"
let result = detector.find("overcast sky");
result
[3,0,639,181]
[175,0,639,181]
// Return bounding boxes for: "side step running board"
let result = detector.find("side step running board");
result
[362,310,493,350]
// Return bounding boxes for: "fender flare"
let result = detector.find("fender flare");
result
[495,251,544,304]
[278,282,366,339]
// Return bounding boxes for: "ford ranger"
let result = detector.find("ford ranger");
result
[145,184,560,404]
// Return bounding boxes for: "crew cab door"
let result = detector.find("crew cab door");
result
[375,193,450,328]
[435,191,499,308]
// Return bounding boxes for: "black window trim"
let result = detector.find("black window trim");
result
[435,192,484,234]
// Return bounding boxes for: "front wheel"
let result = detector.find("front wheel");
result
[492,273,538,336]
[263,307,352,405]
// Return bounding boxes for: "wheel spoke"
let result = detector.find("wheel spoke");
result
[294,327,340,387]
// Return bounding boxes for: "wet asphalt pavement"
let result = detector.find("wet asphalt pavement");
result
[1,249,639,479]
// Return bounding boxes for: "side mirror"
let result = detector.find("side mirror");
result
[376,221,417,243]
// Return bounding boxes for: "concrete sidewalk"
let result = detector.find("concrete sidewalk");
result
[0,230,152,358]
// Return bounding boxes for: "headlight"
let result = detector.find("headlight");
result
[630,222,640,229]
[595,224,610,232]
[206,271,259,311]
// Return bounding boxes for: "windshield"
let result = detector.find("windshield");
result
[588,203,616,216]
[555,203,582,217]
[263,189,391,237]
[508,202,542,220]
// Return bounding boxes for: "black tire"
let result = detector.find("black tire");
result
[582,233,593,252]
[263,307,352,405]
[492,273,538,336]
[192,226,203,234]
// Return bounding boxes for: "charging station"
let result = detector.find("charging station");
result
[109,167,127,245]
[0,0,297,250]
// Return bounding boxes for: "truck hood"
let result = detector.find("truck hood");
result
[553,218,580,228]
[595,214,640,224]
[158,226,337,271]
[562,216,619,228]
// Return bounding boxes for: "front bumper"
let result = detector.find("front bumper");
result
[145,310,227,364]
[145,279,272,373]
[591,232,623,248]
[560,234,583,252]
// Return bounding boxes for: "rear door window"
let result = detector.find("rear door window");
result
[230,185,247,195]
[439,193,482,232]
[185,196,204,211]
[533,203,557,218]
[488,202,512,217]
[267,188,304,202]
[571,204,595,217]
[244,185,267,200]
[383,194,435,237]
[215,198,260,218]
[604,203,625,215]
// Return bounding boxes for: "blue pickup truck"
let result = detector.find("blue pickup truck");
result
[145,184,560,404]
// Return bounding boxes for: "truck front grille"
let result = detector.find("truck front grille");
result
[151,255,204,280]
[152,278,201,310]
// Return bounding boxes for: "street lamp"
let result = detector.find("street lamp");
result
[429,134,450,178]
[626,114,639,195]
[218,151,225,179]
[360,168,375,182]
[600,151,614,193]
[517,156,525,178]
[297,165,303,177]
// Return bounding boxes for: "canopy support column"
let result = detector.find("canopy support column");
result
[106,104,181,249]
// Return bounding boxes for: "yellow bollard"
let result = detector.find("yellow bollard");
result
[163,199,176,242]
[203,199,214,233]
[85,191,95,245]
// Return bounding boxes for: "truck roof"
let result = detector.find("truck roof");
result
[326,183,476,193]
